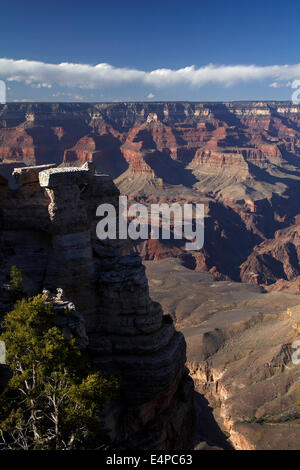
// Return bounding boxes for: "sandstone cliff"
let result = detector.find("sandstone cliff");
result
[0,163,195,450]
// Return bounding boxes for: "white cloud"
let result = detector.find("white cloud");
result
[269,81,292,88]
[270,82,280,88]
[31,82,52,89]
[147,92,155,98]
[1,58,300,90]
[52,91,85,100]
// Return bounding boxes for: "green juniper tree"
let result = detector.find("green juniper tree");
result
[8,266,26,302]
[0,294,118,450]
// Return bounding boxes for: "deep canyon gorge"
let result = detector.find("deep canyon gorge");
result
[1,101,300,449]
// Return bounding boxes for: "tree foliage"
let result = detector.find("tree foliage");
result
[8,266,26,302]
[0,295,118,450]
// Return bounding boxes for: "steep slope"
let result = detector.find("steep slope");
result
[241,219,300,285]
[145,258,300,450]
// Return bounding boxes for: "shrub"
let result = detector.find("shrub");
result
[0,295,118,450]
[8,266,26,302]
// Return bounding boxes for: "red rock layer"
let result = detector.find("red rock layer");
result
[1,102,300,284]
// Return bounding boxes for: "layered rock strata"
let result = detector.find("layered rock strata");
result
[0,163,195,450]
[1,101,300,287]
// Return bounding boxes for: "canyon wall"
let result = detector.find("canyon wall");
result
[0,163,195,450]
[1,101,300,287]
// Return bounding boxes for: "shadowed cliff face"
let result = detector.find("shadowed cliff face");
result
[0,163,195,451]
[1,101,300,286]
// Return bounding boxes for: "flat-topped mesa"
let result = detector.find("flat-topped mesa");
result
[39,166,92,188]
[0,162,195,450]
[190,149,250,174]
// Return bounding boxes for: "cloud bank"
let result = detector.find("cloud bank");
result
[1,58,300,89]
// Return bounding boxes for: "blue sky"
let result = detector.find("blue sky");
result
[1,0,300,102]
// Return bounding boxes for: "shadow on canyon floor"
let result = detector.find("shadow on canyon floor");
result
[194,392,234,450]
